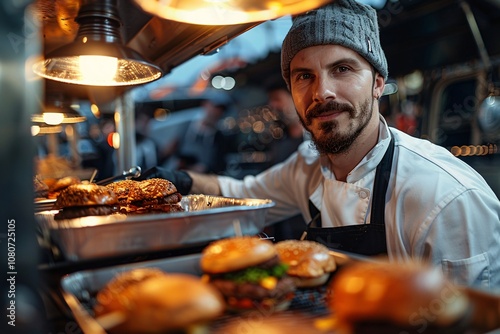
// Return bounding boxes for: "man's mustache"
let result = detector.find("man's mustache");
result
[305,100,355,124]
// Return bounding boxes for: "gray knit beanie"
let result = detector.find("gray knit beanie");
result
[281,0,388,88]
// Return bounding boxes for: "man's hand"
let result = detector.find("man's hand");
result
[137,166,193,195]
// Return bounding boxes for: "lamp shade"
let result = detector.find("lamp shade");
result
[31,109,86,125]
[133,0,332,25]
[31,124,63,136]
[33,0,162,86]
[32,91,86,125]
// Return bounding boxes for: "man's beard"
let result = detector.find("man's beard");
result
[299,97,373,155]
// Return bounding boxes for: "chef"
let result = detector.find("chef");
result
[140,0,500,289]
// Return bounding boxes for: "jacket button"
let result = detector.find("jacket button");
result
[359,190,369,199]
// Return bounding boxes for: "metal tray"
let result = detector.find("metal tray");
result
[36,195,274,261]
[35,199,57,213]
[60,251,354,334]
[59,252,496,334]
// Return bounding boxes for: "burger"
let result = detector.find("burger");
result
[200,236,296,312]
[105,179,138,208]
[106,178,184,214]
[326,261,470,332]
[93,268,225,333]
[47,176,81,199]
[275,240,336,288]
[54,183,119,220]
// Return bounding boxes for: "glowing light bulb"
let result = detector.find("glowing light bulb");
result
[79,55,118,84]
[31,125,40,136]
[43,112,64,125]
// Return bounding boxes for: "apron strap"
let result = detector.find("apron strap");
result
[370,131,395,225]
[308,198,321,227]
[307,130,395,227]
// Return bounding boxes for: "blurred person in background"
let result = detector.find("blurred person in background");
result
[135,110,160,171]
[265,78,306,166]
[395,99,420,136]
[88,117,116,180]
[160,97,231,174]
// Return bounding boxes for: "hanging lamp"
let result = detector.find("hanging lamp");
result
[132,0,332,25]
[33,0,162,87]
[31,92,86,125]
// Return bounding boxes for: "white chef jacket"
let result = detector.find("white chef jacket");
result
[218,117,500,289]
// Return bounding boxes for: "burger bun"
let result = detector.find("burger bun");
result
[94,268,225,333]
[55,184,118,208]
[275,240,336,288]
[201,236,277,274]
[327,260,469,328]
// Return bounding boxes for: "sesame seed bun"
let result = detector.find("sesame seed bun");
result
[54,184,118,208]
[135,178,178,200]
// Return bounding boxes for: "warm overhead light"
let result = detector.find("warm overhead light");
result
[42,112,65,125]
[32,111,86,125]
[133,0,332,25]
[33,0,162,86]
[31,125,63,136]
[32,93,87,125]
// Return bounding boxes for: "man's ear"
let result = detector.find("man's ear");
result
[374,73,385,100]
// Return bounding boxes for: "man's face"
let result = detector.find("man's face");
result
[289,44,383,154]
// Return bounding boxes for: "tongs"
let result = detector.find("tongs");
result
[95,166,142,186]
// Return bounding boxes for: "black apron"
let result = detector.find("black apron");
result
[304,133,395,256]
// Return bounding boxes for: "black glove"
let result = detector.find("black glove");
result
[137,166,193,195]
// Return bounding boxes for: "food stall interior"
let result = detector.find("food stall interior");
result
[2,0,500,333]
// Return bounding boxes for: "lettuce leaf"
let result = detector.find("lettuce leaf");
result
[223,263,289,284]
